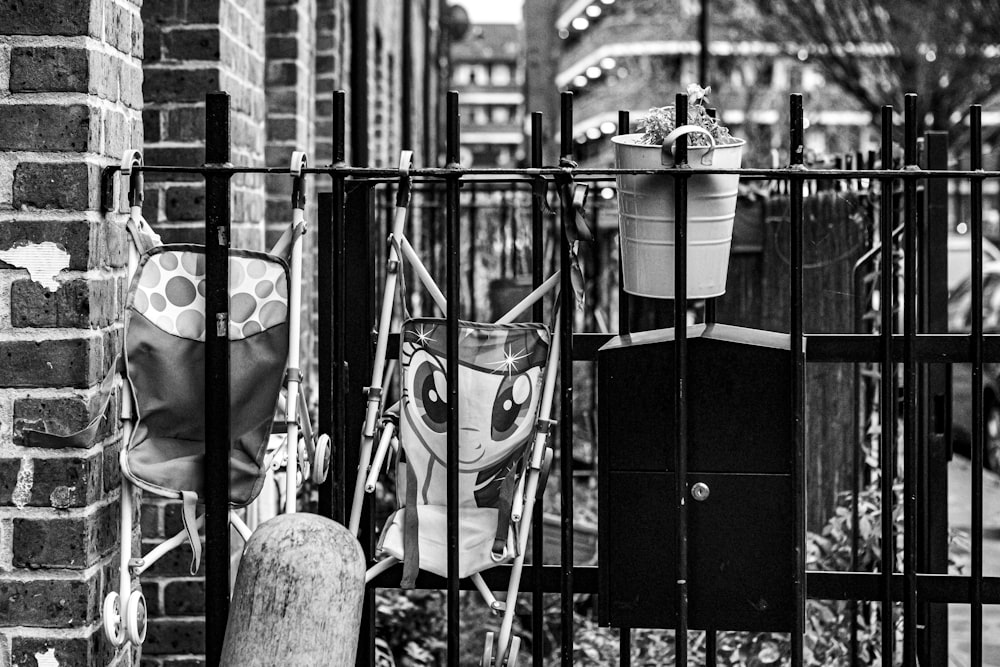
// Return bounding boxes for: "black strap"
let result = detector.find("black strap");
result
[400,456,420,588]
[22,354,122,448]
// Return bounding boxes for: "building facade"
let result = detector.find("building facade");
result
[451,23,526,168]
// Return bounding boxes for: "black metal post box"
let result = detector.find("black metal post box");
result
[597,323,794,632]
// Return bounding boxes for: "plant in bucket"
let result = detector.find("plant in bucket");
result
[611,84,745,299]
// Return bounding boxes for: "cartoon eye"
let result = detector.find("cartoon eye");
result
[413,358,448,433]
[492,374,533,441]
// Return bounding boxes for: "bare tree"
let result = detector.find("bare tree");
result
[748,0,1000,143]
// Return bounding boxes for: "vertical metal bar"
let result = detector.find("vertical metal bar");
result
[902,93,919,666]
[530,110,546,667]
[617,110,630,334]
[469,183,478,320]
[350,0,369,167]
[203,91,232,667]
[672,91,690,667]
[345,180,375,667]
[704,106,718,326]
[319,91,348,523]
[920,130,950,665]
[445,89,462,667]
[698,0,710,87]
[619,628,630,667]
[559,90,576,667]
[878,104,896,667]
[788,93,806,667]
[970,103,984,667]
[401,0,413,152]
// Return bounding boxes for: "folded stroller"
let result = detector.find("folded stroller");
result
[89,150,330,648]
[353,153,564,666]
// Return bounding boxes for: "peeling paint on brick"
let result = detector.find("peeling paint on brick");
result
[35,647,59,666]
[0,241,69,291]
[11,457,33,509]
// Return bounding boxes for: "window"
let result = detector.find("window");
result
[492,64,511,86]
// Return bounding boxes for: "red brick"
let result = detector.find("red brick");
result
[13,162,96,211]
[267,117,297,142]
[163,580,204,615]
[0,105,92,152]
[142,146,205,182]
[143,618,205,655]
[12,501,119,569]
[144,110,162,142]
[11,633,114,667]
[0,455,101,508]
[165,107,206,142]
[143,68,220,104]
[104,0,132,53]
[163,27,220,61]
[9,47,90,93]
[0,334,114,389]
[163,186,205,222]
[265,36,298,59]
[0,572,100,627]
[266,6,299,33]
[0,0,93,36]
[144,25,163,61]
[103,441,122,494]
[142,0,219,23]
[10,276,120,328]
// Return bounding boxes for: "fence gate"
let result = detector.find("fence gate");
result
[118,89,1000,666]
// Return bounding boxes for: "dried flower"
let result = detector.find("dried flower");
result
[637,84,739,147]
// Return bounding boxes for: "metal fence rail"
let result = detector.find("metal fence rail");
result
[108,89,1000,666]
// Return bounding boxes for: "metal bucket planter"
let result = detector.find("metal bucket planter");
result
[612,125,744,299]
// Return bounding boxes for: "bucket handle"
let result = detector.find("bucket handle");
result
[661,124,716,167]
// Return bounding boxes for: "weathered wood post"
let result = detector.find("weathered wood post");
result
[221,513,365,666]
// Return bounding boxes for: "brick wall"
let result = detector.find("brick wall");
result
[0,1,143,666]
[142,0,267,250]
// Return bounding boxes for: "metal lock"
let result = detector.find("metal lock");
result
[691,482,711,502]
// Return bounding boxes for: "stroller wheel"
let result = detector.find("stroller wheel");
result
[481,631,495,667]
[312,433,331,484]
[297,436,312,483]
[102,591,126,647]
[124,589,148,645]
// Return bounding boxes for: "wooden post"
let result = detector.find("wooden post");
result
[221,514,365,666]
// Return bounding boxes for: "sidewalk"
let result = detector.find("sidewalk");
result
[947,456,1000,666]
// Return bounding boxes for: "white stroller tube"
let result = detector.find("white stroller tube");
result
[350,166,411,535]
[498,312,561,659]
[364,420,396,493]
[284,205,305,515]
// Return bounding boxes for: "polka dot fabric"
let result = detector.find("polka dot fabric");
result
[131,248,289,341]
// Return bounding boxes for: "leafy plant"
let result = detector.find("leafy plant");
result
[638,83,740,146]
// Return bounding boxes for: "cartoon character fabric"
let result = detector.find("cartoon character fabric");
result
[377,318,550,579]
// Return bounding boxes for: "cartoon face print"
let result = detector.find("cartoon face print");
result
[400,322,547,475]
[403,347,542,473]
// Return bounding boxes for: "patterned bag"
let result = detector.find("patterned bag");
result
[121,242,290,571]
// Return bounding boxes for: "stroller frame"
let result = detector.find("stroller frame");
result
[352,152,563,667]
[101,150,330,649]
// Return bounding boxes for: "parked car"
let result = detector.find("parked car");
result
[949,261,1000,472]
[947,233,1000,290]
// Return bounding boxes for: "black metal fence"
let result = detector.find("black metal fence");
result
[110,88,1000,666]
